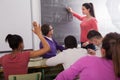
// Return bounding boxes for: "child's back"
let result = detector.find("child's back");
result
[0,52,30,80]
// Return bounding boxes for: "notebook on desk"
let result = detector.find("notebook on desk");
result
[28,58,47,67]
[30,57,43,61]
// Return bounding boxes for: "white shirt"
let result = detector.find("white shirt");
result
[45,36,53,41]
[95,44,102,57]
[46,48,88,69]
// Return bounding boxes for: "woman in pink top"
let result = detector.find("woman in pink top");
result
[67,3,98,50]
[0,22,50,80]
[55,32,120,80]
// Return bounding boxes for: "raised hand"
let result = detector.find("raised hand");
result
[32,21,42,36]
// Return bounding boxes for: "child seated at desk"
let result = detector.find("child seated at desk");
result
[46,35,88,70]
[0,21,50,80]
[87,30,103,57]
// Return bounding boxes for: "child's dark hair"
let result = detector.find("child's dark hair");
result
[82,2,95,17]
[5,34,23,50]
[87,30,102,39]
[64,35,77,49]
[102,32,120,77]
[41,24,51,36]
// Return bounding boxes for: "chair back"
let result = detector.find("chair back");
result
[8,72,41,80]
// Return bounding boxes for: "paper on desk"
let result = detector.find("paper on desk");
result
[30,57,43,61]
[28,59,47,67]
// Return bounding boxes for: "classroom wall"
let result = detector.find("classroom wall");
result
[1,0,120,52]
[0,0,120,57]
[32,0,120,50]
[0,0,34,52]
[31,0,41,50]
[32,0,120,49]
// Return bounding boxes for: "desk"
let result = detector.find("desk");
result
[28,58,47,68]
[28,58,63,80]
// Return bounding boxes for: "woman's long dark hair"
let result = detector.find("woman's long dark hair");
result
[102,32,120,77]
[82,3,95,17]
